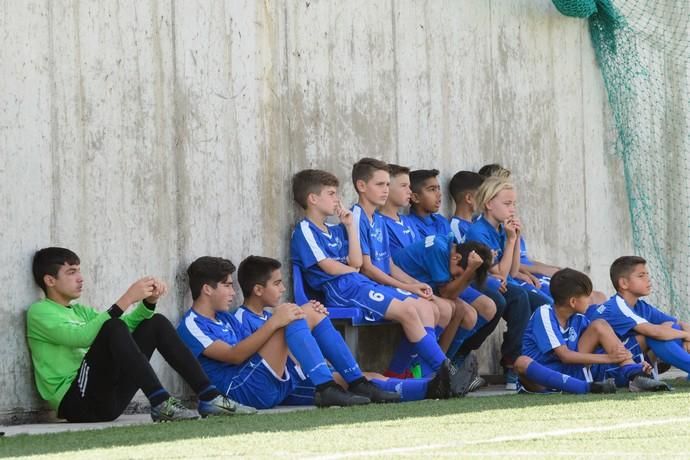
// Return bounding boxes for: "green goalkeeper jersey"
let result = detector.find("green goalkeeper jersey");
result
[26,298,154,410]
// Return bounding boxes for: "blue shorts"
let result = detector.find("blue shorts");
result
[322,274,416,321]
[280,360,316,406]
[224,354,298,409]
[459,286,482,304]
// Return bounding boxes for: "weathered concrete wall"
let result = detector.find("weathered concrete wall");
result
[0,0,631,422]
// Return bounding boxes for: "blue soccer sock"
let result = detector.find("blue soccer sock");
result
[370,378,428,402]
[524,360,589,394]
[619,363,645,381]
[387,338,415,375]
[434,326,444,340]
[647,337,690,374]
[414,328,446,377]
[285,319,333,386]
[311,318,363,383]
[446,326,474,360]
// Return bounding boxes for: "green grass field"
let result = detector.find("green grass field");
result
[3,380,690,459]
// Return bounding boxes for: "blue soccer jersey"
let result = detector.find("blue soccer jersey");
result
[381,213,420,256]
[352,204,392,275]
[466,214,505,263]
[449,216,472,245]
[291,218,350,290]
[177,309,247,391]
[519,237,531,265]
[586,294,677,341]
[408,211,452,239]
[522,305,590,367]
[234,305,271,336]
[392,234,453,288]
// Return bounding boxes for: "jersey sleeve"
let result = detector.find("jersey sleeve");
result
[121,302,156,331]
[604,297,648,336]
[642,301,677,325]
[466,225,496,251]
[291,220,327,269]
[177,313,217,358]
[27,303,110,349]
[450,218,464,244]
[532,307,565,353]
[352,206,371,256]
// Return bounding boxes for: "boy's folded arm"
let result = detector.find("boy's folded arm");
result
[438,269,475,300]
[317,258,358,275]
[634,322,690,341]
[389,261,418,285]
[552,346,612,365]
[202,320,280,365]
[361,257,406,288]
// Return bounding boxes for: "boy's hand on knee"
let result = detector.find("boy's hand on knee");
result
[272,303,306,327]
[608,344,632,363]
[405,283,433,300]
[304,300,329,315]
[684,340,690,354]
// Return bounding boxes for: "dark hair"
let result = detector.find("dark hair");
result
[237,255,282,299]
[352,158,389,189]
[32,247,81,292]
[388,164,410,178]
[448,171,485,203]
[610,256,647,291]
[549,268,593,305]
[187,256,236,300]
[409,169,440,194]
[478,163,511,178]
[292,169,340,210]
[456,241,492,288]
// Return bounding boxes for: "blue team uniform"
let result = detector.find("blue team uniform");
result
[515,236,553,300]
[352,204,393,274]
[408,211,452,239]
[586,294,677,357]
[177,308,306,409]
[522,305,604,383]
[291,218,413,321]
[449,216,472,245]
[381,213,420,257]
[392,234,484,304]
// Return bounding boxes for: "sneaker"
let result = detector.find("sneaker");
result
[314,384,371,407]
[504,368,518,391]
[348,379,401,403]
[449,354,479,397]
[151,397,200,422]
[629,375,672,392]
[425,360,451,399]
[467,375,486,393]
[590,378,617,394]
[198,395,257,417]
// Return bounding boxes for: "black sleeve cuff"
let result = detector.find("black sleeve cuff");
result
[143,299,157,311]
[107,304,124,318]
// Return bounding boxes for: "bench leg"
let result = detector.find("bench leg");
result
[342,324,359,357]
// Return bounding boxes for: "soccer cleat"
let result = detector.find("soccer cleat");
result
[504,368,518,391]
[467,375,487,393]
[151,397,200,422]
[449,353,479,397]
[198,395,257,417]
[629,375,672,392]
[348,379,401,403]
[314,384,371,407]
[425,360,451,399]
[589,378,617,394]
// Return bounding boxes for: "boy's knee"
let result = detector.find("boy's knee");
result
[302,305,327,328]
[388,300,418,323]
[473,296,496,319]
[589,319,611,335]
[513,356,532,375]
[101,317,128,334]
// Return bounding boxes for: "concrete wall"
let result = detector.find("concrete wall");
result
[0,0,632,422]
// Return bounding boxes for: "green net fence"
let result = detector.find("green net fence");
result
[553,0,690,316]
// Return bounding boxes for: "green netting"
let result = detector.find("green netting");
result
[554,0,690,316]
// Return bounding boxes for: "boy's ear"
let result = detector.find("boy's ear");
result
[201,283,214,297]
[306,192,318,207]
[355,179,367,193]
[43,274,57,288]
[464,191,474,205]
[252,284,264,298]
[617,276,629,291]
[410,191,421,204]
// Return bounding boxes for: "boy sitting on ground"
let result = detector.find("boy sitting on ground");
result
[233,255,454,402]
[586,256,690,381]
[27,247,251,423]
[515,268,666,393]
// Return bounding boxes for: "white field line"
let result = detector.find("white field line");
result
[307,416,690,460]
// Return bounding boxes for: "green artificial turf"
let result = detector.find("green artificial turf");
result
[2,380,689,459]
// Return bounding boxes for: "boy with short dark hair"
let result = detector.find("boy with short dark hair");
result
[586,256,690,378]
[290,169,468,393]
[448,170,485,245]
[515,268,666,393]
[177,256,402,408]
[233,255,453,402]
[407,169,452,239]
[26,247,248,423]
